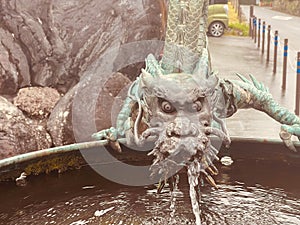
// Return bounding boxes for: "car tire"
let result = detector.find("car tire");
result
[209,21,225,37]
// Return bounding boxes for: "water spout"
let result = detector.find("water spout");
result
[187,161,202,225]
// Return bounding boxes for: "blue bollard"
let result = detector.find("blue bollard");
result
[273,31,278,73]
[262,21,266,54]
[282,39,288,90]
[296,52,300,115]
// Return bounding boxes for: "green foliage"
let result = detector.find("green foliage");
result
[24,154,83,175]
[227,22,250,36]
[226,2,249,36]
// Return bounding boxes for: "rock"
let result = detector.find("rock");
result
[0,0,167,157]
[46,86,76,146]
[47,72,131,146]
[0,96,52,159]
[0,0,166,95]
[14,87,61,119]
[0,27,30,95]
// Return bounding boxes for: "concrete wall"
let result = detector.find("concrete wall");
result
[273,0,300,16]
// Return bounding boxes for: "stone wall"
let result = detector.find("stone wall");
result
[240,0,257,5]
[273,0,300,16]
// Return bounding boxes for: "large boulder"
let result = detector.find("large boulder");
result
[14,87,61,119]
[0,28,31,95]
[0,96,52,159]
[0,0,167,158]
[47,72,131,146]
[0,0,166,95]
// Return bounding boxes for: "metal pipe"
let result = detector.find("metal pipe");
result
[0,139,126,168]
[0,137,299,170]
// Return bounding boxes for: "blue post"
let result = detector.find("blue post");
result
[258,19,261,48]
[262,21,266,54]
[254,17,257,43]
[273,31,278,73]
[267,25,271,61]
[282,39,288,90]
[249,5,254,37]
[296,52,300,115]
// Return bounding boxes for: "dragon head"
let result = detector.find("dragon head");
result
[130,54,230,189]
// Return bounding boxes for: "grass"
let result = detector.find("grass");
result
[225,2,249,36]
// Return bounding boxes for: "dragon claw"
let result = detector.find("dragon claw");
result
[280,125,300,152]
[280,130,297,152]
[92,127,122,152]
[156,179,166,194]
[91,131,105,140]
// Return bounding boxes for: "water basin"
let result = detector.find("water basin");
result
[0,139,300,224]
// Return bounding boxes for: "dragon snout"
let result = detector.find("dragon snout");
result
[163,118,210,159]
[166,117,199,137]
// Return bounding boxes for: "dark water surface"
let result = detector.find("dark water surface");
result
[0,157,300,225]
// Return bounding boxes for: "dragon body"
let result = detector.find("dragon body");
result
[92,0,300,224]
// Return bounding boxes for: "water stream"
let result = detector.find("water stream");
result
[0,158,299,225]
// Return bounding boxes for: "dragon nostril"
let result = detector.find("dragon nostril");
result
[166,129,181,138]
[166,122,175,137]
[203,121,209,127]
[202,137,209,145]
[205,130,211,135]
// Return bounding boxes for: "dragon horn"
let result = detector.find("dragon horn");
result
[140,68,156,90]
[145,54,163,77]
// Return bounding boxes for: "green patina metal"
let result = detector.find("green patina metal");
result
[92,0,300,153]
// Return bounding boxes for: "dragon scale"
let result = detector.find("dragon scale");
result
[161,0,208,74]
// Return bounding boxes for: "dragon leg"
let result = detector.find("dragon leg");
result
[222,74,300,151]
[92,79,140,151]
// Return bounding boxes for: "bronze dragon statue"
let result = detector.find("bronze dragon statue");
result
[89,0,300,224]
[0,1,298,224]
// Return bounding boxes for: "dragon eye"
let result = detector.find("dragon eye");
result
[161,100,176,113]
[191,100,202,112]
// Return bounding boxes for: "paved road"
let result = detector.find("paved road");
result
[242,5,300,72]
[240,5,300,111]
[242,5,300,53]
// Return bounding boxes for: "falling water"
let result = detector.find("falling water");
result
[187,161,202,225]
[169,174,179,225]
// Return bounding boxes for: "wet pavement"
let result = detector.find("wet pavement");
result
[241,5,300,54]
[209,35,298,140]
